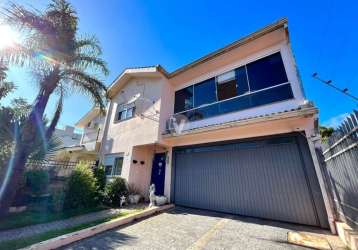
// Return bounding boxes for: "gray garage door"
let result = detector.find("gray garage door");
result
[173,134,329,228]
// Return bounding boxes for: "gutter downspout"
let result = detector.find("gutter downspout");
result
[305,133,337,234]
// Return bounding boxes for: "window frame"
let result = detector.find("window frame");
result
[116,103,136,122]
[104,155,124,177]
[173,51,292,116]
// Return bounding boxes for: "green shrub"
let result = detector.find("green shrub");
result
[104,177,128,206]
[64,162,98,209]
[93,164,106,191]
[25,169,50,195]
[50,187,65,212]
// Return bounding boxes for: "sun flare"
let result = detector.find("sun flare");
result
[0,25,19,49]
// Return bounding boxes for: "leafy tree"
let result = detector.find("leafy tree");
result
[0,64,16,101]
[0,67,62,179]
[319,126,334,140]
[0,0,108,216]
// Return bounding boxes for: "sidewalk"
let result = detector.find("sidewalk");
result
[0,204,146,243]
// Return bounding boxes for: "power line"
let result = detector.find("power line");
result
[312,72,358,102]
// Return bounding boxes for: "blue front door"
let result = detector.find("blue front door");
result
[150,153,166,196]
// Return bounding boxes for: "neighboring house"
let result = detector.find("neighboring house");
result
[54,126,82,147]
[56,108,105,162]
[98,19,334,232]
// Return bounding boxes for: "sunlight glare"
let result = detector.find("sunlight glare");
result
[0,25,19,49]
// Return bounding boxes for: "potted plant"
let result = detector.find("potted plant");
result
[128,184,141,204]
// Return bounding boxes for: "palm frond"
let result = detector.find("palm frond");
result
[75,36,102,56]
[70,54,109,75]
[62,69,107,110]
[0,45,37,68]
[1,2,55,36]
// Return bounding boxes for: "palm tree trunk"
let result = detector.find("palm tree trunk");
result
[46,93,63,140]
[0,68,59,217]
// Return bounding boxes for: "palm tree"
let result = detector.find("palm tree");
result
[0,0,108,215]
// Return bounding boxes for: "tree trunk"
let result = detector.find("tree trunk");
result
[0,68,60,217]
[46,93,63,140]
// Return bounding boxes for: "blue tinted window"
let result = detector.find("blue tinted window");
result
[247,52,288,91]
[250,83,293,106]
[235,66,249,95]
[177,84,293,122]
[194,78,216,107]
[174,86,193,113]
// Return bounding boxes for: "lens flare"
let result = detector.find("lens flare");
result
[0,25,19,49]
[0,123,19,201]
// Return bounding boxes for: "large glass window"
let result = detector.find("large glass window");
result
[235,66,249,95]
[174,86,193,113]
[194,78,216,107]
[173,52,292,121]
[246,52,288,91]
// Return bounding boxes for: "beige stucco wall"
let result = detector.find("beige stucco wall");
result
[127,145,153,197]
[100,76,167,181]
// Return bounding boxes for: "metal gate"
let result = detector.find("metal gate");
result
[173,134,329,227]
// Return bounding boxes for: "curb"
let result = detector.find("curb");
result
[23,204,175,250]
[336,221,358,250]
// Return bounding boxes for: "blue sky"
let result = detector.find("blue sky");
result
[2,0,358,129]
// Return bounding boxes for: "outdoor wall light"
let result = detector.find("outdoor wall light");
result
[140,161,145,165]
[132,160,138,164]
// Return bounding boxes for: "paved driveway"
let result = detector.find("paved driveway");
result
[62,207,333,250]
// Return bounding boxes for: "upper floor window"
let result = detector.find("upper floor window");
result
[117,102,136,121]
[173,52,293,120]
[194,78,216,107]
[246,52,288,91]
[174,86,193,113]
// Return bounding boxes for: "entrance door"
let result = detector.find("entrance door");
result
[151,153,166,196]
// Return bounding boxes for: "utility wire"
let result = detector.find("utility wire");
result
[312,72,358,102]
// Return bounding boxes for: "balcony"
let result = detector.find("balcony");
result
[166,83,294,134]
[81,128,102,152]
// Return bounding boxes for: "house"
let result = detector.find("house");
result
[54,126,82,147]
[55,108,105,162]
[98,18,335,232]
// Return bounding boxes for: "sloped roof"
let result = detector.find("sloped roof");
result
[107,18,288,99]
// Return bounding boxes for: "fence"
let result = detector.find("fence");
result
[321,110,358,229]
[26,159,97,180]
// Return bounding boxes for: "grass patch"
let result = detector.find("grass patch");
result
[0,206,108,231]
[0,209,143,250]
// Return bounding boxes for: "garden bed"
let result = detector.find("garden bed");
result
[0,206,107,231]
[0,208,143,250]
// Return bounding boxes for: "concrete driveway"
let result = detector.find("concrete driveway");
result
[62,207,336,250]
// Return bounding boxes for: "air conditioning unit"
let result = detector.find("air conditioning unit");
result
[166,116,177,134]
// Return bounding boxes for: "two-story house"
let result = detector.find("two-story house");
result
[56,108,105,162]
[99,19,334,232]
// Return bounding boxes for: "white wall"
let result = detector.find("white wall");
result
[54,126,81,147]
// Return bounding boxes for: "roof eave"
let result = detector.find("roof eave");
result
[75,107,101,128]
[107,65,168,99]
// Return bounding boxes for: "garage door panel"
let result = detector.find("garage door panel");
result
[174,135,328,227]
